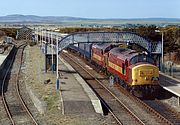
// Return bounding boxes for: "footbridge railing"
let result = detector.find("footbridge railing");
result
[35,30,162,55]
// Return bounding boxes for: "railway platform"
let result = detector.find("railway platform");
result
[58,56,103,115]
[0,55,7,65]
[160,72,180,106]
[42,43,103,115]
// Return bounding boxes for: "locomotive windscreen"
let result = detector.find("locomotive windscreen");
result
[130,54,155,65]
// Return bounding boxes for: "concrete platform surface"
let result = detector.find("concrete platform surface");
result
[160,72,180,97]
[58,56,103,115]
[0,55,7,66]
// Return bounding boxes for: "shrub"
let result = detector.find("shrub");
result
[29,42,37,46]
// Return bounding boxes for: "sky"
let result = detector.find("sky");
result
[0,0,180,18]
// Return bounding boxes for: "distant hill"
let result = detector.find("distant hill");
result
[0,14,90,23]
[0,14,179,23]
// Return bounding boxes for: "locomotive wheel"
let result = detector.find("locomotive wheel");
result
[133,91,143,98]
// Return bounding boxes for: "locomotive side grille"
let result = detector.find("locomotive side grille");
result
[108,61,123,74]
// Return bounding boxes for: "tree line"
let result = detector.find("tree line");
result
[1,26,179,54]
[58,26,180,54]
[0,28,17,39]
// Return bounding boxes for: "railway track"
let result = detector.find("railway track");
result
[61,51,146,125]
[1,44,38,125]
[115,83,180,125]
[62,50,179,125]
[143,99,180,124]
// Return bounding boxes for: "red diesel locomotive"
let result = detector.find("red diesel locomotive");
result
[69,42,160,97]
[91,43,159,97]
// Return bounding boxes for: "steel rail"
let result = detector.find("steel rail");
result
[1,44,38,125]
[62,52,145,125]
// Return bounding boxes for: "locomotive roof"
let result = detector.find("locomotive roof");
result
[92,43,112,50]
[109,47,138,61]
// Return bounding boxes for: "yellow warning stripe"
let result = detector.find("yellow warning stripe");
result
[108,61,123,74]
[93,53,102,61]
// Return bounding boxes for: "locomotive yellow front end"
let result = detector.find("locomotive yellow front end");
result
[132,63,159,86]
[130,63,160,97]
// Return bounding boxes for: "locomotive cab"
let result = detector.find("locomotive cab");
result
[128,54,160,96]
[131,63,159,86]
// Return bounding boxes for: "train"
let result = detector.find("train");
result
[68,42,160,97]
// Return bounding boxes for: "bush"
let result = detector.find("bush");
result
[29,42,37,46]
[0,28,17,39]
[174,51,180,64]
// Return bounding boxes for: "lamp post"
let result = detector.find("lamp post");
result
[38,28,40,45]
[41,29,43,50]
[155,30,164,64]
[34,28,37,42]
[40,28,42,46]
[56,35,59,90]
[45,30,47,72]
[51,32,54,74]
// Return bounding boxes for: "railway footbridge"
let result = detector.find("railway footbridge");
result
[35,31,162,67]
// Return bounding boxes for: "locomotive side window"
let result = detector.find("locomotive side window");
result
[101,50,103,55]
[104,45,117,53]
[104,47,110,53]
[122,63,126,74]
[130,54,155,65]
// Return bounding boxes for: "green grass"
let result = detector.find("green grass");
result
[43,93,59,110]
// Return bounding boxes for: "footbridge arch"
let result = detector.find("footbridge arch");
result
[57,32,160,54]
[35,30,162,55]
